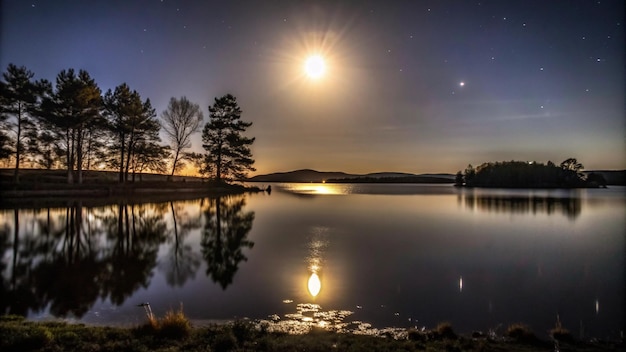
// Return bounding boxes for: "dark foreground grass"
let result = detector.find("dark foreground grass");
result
[0,316,622,352]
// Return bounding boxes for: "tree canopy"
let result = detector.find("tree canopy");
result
[103,83,163,183]
[161,96,203,177]
[0,64,47,182]
[39,69,102,184]
[201,94,255,182]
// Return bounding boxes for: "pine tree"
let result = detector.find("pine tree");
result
[103,84,163,182]
[0,64,46,182]
[39,69,102,184]
[201,94,255,182]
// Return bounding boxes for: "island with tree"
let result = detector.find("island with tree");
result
[454,158,609,188]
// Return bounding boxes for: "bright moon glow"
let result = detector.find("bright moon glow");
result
[459,81,465,87]
[304,55,326,79]
[308,273,321,297]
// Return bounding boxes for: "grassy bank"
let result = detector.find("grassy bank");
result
[0,315,621,352]
[0,169,262,208]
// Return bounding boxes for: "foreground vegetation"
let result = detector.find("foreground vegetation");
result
[0,315,621,352]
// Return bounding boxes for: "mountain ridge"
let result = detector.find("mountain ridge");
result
[247,169,625,185]
[247,169,455,183]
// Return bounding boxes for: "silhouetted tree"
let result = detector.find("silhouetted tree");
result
[39,69,102,183]
[454,171,464,186]
[103,84,162,182]
[0,64,47,182]
[26,128,61,169]
[201,94,255,182]
[201,196,255,289]
[131,141,170,181]
[464,164,476,185]
[560,158,583,172]
[161,96,203,178]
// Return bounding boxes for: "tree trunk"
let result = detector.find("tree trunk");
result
[13,104,22,183]
[125,133,134,182]
[216,150,222,183]
[119,135,125,183]
[86,132,92,171]
[170,149,180,178]
[76,125,83,184]
[66,128,74,184]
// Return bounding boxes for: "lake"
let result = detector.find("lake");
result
[1,183,624,340]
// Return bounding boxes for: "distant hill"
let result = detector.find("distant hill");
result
[247,169,455,183]
[247,169,356,183]
[327,175,454,184]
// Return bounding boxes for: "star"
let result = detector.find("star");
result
[459,81,465,87]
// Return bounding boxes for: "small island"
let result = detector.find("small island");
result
[454,158,609,188]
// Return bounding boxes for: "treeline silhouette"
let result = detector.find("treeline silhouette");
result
[454,158,607,188]
[0,64,255,185]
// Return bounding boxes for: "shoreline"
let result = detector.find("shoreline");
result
[0,181,263,209]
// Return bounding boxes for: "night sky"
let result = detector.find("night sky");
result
[1,0,624,175]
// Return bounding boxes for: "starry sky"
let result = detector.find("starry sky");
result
[1,0,624,175]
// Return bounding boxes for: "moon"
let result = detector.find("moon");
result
[304,55,326,79]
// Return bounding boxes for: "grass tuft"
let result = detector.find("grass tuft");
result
[158,306,192,340]
[434,322,457,340]
[134,304,191,340]
[506,323,540,344]
[550,326,574,343]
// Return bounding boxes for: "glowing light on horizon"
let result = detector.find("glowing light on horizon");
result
[308,273,321,297]
[284,183,352,195]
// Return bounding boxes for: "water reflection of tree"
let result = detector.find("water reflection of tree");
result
[159,201,202,287]
[33,203,103,317]
[463,195,582,219]
[1,208,64,315]
[101,203,167,305]
[1,203,172,318]
[201,196,255,289]
[29,203,105,317]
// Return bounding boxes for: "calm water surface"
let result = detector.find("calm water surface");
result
[1,183,624,339]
